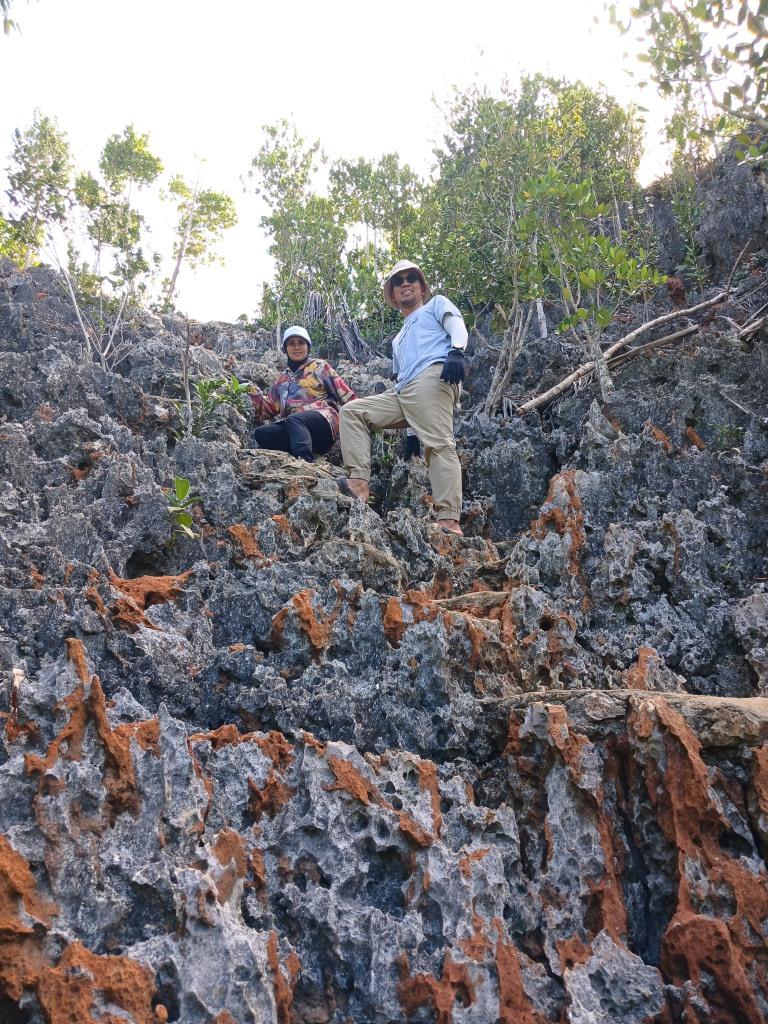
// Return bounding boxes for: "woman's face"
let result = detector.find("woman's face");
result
[285,336,309,362]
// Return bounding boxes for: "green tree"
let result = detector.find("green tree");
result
[610,0,768,156]
[163,174,238,309]
[249,120,345,343]
[0,214,25,262]
[518,167,666,400]
[258,193,347,330]
[5,110,72,267]
[330,153,422,253]
[329,153,422,333]
[419,75,644,313]
[72,125,163,295]
[2,0,19,33]
[99,124,164,192]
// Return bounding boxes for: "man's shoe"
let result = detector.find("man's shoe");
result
[337,476,369,500]
[439,520,463,535]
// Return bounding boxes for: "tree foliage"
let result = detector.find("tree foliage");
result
[519,169,666,333]
[1,0,18,34]
[247,77,663,356]
[5,110,72,267]
[71,125,163,295]
[99,125,164,193]
[0,213,25,262]
[328,153,421,325]
[611,0,768,156]
[250,121,347,339]
[163,174,238,308]
[416,76,644,314]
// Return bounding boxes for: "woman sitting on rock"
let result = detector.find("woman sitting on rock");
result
[249,326,357,462]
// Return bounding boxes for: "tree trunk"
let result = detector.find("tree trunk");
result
[536,298,547,339]
[583,328,615,403]
[483,302,533,417]
[165,186,200,309]
[530,235,547,339]
[23,205,40,269]
[612,190,623,243]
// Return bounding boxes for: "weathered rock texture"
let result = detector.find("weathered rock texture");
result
[1,184,768,1024]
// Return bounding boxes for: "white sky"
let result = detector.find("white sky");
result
[0,0,668,322]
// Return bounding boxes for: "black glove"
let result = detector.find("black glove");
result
[440,349,465,384]
[405,434,422,460]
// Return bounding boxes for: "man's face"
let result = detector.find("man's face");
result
[391,269,425,312]
[285,336,309,361]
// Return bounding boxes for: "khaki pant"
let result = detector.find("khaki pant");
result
[339,362,462,521]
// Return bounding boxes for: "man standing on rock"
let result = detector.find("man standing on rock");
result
[338,260,467,535]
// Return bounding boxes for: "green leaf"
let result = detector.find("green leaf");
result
[175,477,191,501]
[596,307,612,329]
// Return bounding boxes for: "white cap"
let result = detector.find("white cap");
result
[282,325,311,347]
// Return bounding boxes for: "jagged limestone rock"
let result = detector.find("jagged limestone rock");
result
[1,259,767,1022]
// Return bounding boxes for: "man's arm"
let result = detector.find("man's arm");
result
[443,312,468,351]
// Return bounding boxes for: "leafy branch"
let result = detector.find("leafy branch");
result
[164,477,200,540]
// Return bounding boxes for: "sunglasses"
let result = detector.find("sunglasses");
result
[390,271,421,288]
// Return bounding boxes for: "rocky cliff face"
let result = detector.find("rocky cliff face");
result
[1,204,767,1024]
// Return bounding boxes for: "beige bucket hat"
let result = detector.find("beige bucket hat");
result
[382,259,431,309]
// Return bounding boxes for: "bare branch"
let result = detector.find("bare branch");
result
[59,262,96,360]
[516,285,734,417]
[182,318,194,438]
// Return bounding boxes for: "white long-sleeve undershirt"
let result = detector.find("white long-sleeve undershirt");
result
[443,312,468,351]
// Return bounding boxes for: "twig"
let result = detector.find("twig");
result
[606,324,700,369]
[59,262,96,360]
[723,240,751,296]
[517,291,729,415]
[718,388,768,425]
[739,313,768,339]
[100,288,131,367]
[182,318,193,437]
[485,300,533,417]
[740,299,768,329]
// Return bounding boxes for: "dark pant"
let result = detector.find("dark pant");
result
[253,411,333,462]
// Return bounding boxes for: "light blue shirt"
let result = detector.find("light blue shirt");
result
[392,295,462,392]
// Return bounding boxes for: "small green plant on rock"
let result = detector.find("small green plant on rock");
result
[174,374,252,437]
[711,423,745,452]
[372,431,401,473]
[164,477,200,539]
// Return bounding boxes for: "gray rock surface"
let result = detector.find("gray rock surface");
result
[1,221,767,1024]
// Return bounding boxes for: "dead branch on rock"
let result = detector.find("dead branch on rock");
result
[739,310,768,339]
[434,591,509,613]
[9,665,25,724]
[718,388,768,426]
[605,323,701,370]
[515,290,729,415]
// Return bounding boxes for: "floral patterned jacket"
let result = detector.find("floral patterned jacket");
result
[249,358,357,440]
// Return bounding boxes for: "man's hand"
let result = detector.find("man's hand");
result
[405,434,422,460]
[441,349,465,384]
